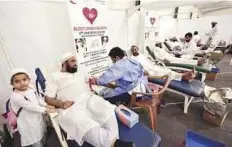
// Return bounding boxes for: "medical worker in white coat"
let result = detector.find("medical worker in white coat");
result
[205,21,220,50]
[45,53,135,147]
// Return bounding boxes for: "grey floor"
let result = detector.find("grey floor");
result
[138,53,232,147]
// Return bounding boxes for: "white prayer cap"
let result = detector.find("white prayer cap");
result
[10,68,29,80]
[155,37,163,43]
[61,52,75,64]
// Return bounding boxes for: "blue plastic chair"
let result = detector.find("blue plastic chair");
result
[185,130,225,147]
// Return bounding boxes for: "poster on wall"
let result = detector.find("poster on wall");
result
[68,0,110,76]
[144,10,159,55]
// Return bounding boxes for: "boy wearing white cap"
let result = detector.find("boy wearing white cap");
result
[9,68,56,147]
[45,53,135,147]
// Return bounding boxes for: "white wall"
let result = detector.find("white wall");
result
[107,10,129,50]
[176,14,232,43]
[0,1,76,72]
[151,6,232,43]
[0,1,75,118]
[128,11,140,47]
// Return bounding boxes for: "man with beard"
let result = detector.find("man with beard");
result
[177,32,198,59]
[45,53,135,147]
[130,45,195,81]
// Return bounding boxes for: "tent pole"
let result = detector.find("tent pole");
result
[126,10,129,48]
[0,33,13,70]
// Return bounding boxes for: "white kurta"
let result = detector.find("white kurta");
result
[45,71,116,145]
[131,54,182,81]
[209,25,219,42]
[10,89,46,146]
[153,47,198,65]
[193,35,201,44]
[181,40,198,59]
[165,40,183,50]
[206,25,220,50]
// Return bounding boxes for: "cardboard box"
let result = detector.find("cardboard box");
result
[202,107,228,126]
[206,68,220,81]
[206,72,219,81]
[115,105,139,128]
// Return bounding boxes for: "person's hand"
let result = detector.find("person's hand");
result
[45,107,57,113]
[144,70,149,76]
[182,70,195,81]
[163,59,170,64]
[63,101,74,109]
[89,77,98,85]
[197,57,206,65]
[46,105,55,110]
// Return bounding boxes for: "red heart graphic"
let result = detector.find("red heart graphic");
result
[82,7,98,25]
[150,17,156,25]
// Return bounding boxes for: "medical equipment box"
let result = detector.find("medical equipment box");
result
[115,105,139,128]
[185,130,225,147]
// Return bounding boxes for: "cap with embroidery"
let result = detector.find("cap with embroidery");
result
[10,68,29,79]
[61,52,75,64]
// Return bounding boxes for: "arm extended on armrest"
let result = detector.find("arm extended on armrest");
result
[130,75,170,106]
[45,96,64,109]
[165,63,210,73]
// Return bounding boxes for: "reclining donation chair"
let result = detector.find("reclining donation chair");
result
[35,68,162,147]
[146,47,206,113]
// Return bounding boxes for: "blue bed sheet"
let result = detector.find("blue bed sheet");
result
[149,79,205,97]
[68,121,162,147]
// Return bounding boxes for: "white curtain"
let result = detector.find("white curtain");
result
[0,1,75,120]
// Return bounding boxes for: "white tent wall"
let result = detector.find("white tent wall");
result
[0,1,76,120]
[148,6,201,40]
[176,14,232,43]
[106,9,140,55]
[128,11,140,48]
[140,4,232,43]
[0,1,76,73]
[107,10,129,51]
[0,47,11,125]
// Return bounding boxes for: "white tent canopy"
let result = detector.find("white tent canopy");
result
[107,0,232,17]
[196,1,232,14]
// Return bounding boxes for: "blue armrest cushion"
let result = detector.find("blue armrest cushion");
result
[149,79,205,97]
[68,122,162,147]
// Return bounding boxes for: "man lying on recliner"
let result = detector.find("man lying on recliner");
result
[130,45,196,81]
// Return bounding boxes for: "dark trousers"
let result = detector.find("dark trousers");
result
[105,92,131,105]
[12,132,32,147]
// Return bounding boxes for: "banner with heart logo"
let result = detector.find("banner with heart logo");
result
[68,1,110,76]
[150,17,156,25]
[82,7,98,25]
[143,10,160,55]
